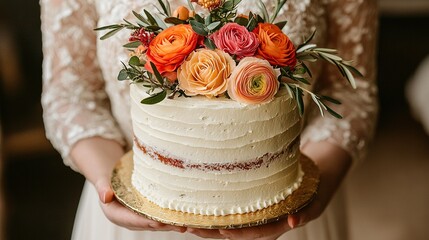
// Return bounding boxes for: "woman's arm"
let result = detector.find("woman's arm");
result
[40,0,185,232]
[70,137,185,232]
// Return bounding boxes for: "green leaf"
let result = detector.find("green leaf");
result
[246,12,258,31]
[117,69,129,81]
[285,84,294,99]
[164,17,187,25]
[321,95,341,105]
[99,26,125,40]
[94,24,121,31]
[345,64,364,77]
[157,0,170,16]
[311,94,325,117]
[144,10,158,25]
[141,90,167,104]
[205,15,212,25]
[301,62,313,78]
[234,17,249,26]
[190,20,208,36]
[194,14,204,23]
[204,37,216,50]
[294,76,311,85]
[207,21,221,31]
[258,0,269,22]
[325,105,343,119]
[129,56,142,66]
[132,11,150,25]
[297,30,316,50]
[150,62,164,86]
[342,65,357,89]
[233,0,243,7]
[295,87,304,116]
[152,13,168,29]
[275,20,288,30]
[123,41,142,48]
[145,25,162,31]
[223,0,234,10]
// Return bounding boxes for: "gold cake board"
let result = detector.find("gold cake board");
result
[111,151,319,229]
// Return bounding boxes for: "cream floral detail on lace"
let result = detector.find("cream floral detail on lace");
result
[302,0,379,163]
[40,0,378,170]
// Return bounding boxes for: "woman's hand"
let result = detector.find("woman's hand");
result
[188,141,351,240]
[71,137,186,232]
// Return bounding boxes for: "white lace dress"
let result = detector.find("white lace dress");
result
[40,0,378,239]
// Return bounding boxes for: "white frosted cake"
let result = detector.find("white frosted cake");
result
[130,84,304,216]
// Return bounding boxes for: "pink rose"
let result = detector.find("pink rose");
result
[227,57,280,104]
[210,23,259,60]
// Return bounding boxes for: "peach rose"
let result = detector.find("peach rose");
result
[177,49,236,97]
[253,23,297,68]
[210,23,259,60]
[227,57,280,104]
[145,24,200,80]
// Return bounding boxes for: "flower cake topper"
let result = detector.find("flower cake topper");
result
[95,0,363,118]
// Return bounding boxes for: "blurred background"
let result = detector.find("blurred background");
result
[0,0,429,239]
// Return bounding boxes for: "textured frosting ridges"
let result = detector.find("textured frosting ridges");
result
[130,84,303,216]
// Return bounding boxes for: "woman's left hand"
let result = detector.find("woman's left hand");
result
[188,141,351,240]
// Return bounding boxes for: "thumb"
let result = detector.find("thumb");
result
[95,177,115,204]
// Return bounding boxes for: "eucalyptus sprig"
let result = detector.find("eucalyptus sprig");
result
[118,56,178,104]
[278,30,363,118]
[284,83,342,118]
[296,31,362,89]
[94,10,165,40]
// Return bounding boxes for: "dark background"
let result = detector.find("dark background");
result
[1,1,429,240]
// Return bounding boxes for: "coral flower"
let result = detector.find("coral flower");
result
[145,24,200,81]
[177,49,236,97]
[227,57,280,104]
[253,23,297,68]
[173,6,191,21]
[210,23,259,60]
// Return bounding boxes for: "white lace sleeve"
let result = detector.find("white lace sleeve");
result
[40,0,125,171]
[301,0,379,164]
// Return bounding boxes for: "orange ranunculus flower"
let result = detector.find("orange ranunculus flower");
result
[177,49,236,97]
[253,23,297,68]
[227,57,280,104]
[145,24,200,81]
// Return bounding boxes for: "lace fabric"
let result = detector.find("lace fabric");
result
[40,0,378,170]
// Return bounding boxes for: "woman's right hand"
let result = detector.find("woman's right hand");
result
[71,137,186,233]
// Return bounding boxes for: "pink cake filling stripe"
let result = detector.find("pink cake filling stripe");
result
[133,136,299,172]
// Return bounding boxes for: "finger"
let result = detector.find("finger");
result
[101,200,185,232]
[220,219,290,240]
[187,228,224,239]
[95,178,115,203]
[289,198,323,228]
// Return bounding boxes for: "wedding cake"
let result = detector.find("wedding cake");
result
[96,0,360,218]
[130,84,303,216]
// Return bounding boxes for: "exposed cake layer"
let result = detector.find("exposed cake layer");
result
[130,84,303,215]
[132,142,303,216]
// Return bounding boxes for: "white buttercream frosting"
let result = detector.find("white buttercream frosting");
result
[130,84,303,216]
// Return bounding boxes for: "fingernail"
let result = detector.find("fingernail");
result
[98,191,106,203]
[288,216,299,228]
